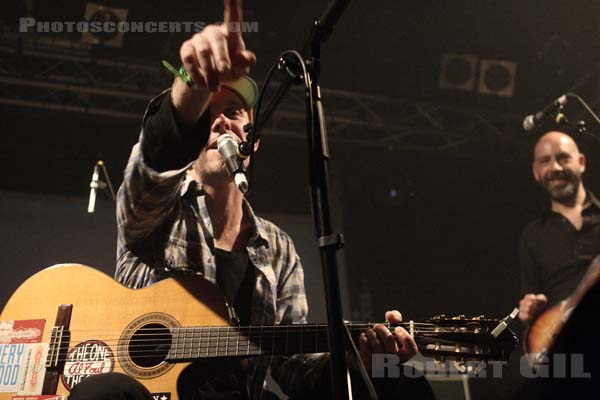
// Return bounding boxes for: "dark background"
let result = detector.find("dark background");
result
[3,1,600,398]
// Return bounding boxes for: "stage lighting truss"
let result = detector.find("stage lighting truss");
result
[0,32,529,157]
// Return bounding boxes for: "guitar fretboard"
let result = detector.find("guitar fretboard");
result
[167,323,339,361]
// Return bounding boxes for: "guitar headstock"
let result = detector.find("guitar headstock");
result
[415,315,519,363]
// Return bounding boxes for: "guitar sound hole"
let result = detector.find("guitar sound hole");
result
[128,323,172,368]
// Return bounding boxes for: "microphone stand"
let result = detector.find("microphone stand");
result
[563,92,600,144]
[304,6,355,399]
[88,160,117,213]
[98,161,117,202]
[249,1,378,399]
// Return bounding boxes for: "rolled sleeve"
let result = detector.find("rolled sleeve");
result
[117,88,210,247]
[141,89,210,172]
[117,143,189,247]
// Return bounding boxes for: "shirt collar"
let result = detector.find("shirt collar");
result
[587,191,600,209]
[180,173,197,197]
[541,190,600,219]
[181,172,269,247]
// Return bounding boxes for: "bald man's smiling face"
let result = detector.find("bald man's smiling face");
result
[532,131,585,204]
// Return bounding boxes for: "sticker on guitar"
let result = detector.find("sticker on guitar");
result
[60,341,114,390]
[0,320,45,345]
[0,319,46,395]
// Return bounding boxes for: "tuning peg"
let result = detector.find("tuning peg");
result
[453,360,467,373]
[470,362,486,375]
[454,360,486,375]
[434,356,447,368]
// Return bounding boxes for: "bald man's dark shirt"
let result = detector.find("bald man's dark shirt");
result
[520,192,600,306]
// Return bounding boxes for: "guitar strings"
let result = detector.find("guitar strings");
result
[64,326,468,344]
[46,334,480,362]
[61,324,481,347]
[56,332,481,348]
[44,322,494,363]
[57,322,465,334]
[63,322,442,329]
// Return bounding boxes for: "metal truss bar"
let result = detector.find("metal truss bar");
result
[0,76,151,100]
[0,32,533,155]
[0,98,139,119]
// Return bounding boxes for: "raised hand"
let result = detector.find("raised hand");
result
[179,0,256,92]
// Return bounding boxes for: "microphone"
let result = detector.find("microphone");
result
[88,162,100,213]
[217,134,249,194]
[523,94,568,132]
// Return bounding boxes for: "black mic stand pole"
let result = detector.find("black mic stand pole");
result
[251,2,379,398]
[304,3,353,400]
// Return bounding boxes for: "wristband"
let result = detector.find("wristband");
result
[161,60,194,87]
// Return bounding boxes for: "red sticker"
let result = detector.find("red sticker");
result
[1,320,45,344]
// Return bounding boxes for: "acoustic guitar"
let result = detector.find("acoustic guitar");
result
[0,264,518,400]
[524,256,600,365]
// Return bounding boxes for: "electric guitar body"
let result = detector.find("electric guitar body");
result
[524,256,600,365]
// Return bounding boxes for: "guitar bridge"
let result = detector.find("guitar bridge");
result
[42,304,72,395]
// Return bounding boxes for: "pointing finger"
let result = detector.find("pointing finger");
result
[224,0,243,40]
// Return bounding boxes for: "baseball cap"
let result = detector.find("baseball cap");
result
[222,75,258,110]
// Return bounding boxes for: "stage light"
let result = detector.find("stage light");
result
[81,3,128,48]
[439,53,478,92]
[477,59,517,97]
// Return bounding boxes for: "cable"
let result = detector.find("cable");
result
[244,50,312,193]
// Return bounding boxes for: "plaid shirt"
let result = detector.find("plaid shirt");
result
[116,90,329,398]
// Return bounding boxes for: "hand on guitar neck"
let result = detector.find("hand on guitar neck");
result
[348,310,417,372]
[518,293,548,325]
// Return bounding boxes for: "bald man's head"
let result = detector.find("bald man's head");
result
[532,131,585,204]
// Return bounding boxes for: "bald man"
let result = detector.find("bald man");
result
[518,131,600,324]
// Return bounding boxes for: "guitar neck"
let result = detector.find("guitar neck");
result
[567,257,600,309]
[166,323,395,361]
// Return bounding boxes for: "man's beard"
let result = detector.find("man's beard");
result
[194,150,229,182]
[540,170,581,203]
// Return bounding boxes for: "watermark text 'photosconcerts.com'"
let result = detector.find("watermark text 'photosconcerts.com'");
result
[19,18,259,34]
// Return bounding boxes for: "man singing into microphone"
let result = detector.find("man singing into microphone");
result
[70,1,433,399]
[518,130,600,325]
